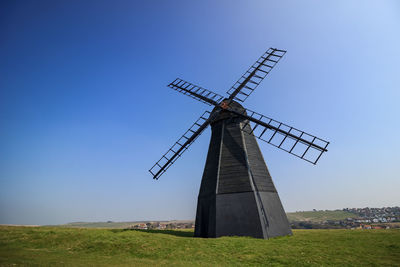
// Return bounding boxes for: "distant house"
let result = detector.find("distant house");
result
[158,223,167,229]
[134,223,147,230]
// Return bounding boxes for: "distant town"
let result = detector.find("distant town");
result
[127,221,194,231]
[291,207,400,230]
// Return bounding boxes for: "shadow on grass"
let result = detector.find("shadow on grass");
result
[112,228,194,238]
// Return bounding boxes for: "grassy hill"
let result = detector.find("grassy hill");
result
[286,210,357,222]
[1,226,399,266]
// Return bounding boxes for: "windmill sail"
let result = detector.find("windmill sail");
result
[231,108,329,164]
[227,48,286,102]
[168,78,224,106]
[149,111,212,179]
[151,47,329,180]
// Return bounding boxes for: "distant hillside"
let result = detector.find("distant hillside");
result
[286,210,357,223]
[50,210,358,228]
[53,220,194,229]
[57,221,144,229]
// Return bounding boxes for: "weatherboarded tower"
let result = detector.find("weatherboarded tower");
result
[194,102,292,239]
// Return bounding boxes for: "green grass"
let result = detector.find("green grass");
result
[1,226,399,266]
[286,210,357,222]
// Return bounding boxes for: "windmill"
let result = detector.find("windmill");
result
[149,48,329,239]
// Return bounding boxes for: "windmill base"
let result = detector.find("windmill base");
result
[195,191,292,239]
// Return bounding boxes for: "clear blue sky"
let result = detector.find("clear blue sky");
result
[1,0,399,225]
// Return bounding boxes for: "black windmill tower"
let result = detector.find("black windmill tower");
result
[149,48,329,239]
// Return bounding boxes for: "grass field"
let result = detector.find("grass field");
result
[1,226,399,266]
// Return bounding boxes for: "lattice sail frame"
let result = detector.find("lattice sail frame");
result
[227,48,286,102]
[149,47,329,179]
[149,111,211,179]
[168,78,224,106]
[240,108,329,164]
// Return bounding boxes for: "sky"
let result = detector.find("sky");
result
[1,0,399,225]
